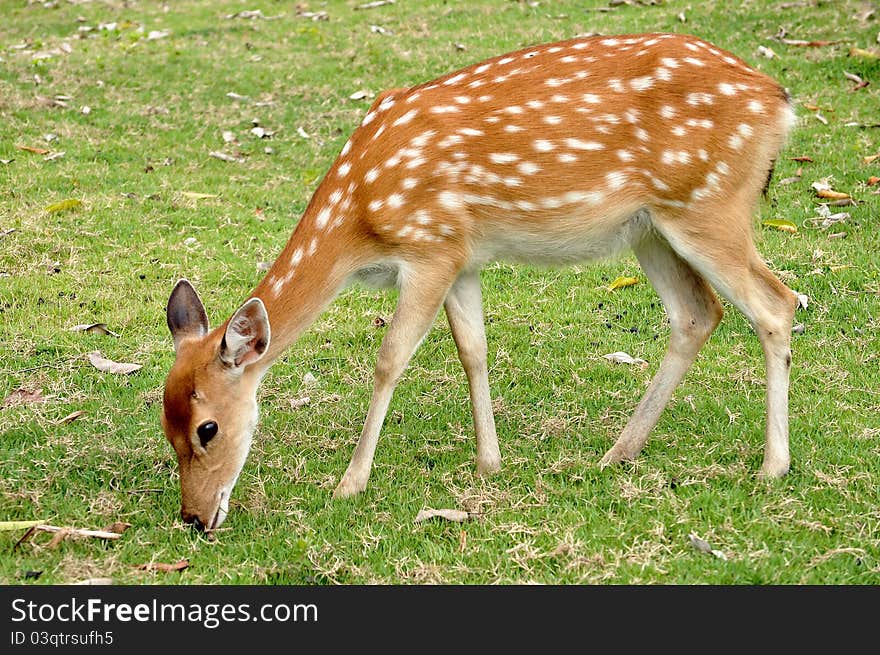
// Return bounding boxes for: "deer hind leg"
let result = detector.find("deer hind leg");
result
[650,209,798,478]
[444,269,501,476]
[600,231,723,468]
[333,260,459,499]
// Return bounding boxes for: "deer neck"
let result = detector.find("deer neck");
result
[248,194,369,368]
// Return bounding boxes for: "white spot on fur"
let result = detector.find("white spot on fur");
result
[718,82,736,96]
[393,109,419,126]
[747,99,765,114]
[659,105,677,119]
[582,93,601,104]
[489,152,519,164]
[444,73,467,86]
[533,139,555,152]
[630,76,654,91]
[544,115,562,125]
[505,125,524,133]
[565,138,604,151]
[365,167,379,183]
[557,153,577,163]
[517,161,541,175]
[337,161,351,177]
[316,208,331,230]
[617,149,634,162]
[605,171,627,190]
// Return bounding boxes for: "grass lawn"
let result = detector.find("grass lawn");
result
[1,0,878,584]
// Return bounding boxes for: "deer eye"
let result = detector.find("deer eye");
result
[197,421,218,447]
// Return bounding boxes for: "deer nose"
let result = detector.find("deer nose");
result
[181,510,206,532]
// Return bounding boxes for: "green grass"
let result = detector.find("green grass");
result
[1,0,878,584]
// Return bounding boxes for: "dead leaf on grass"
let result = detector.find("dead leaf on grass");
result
[356,0,395,8]
[45,198,82,213]
[349,90,372,101]
[17,144,50,155]
[843,71,870,90]
[102,521,131,535]
[811,180,851,200]
[209,151,245,163]
[290,396,311,409]
[607,276,639,290]
[56,410,85,424]
[762,218,799,233]
[135,559,189,573]
[688,532,728,560]
[602,351,649,369]
[414,508,470,523]
[71,323,119,337]
[2,388,45,409]
[87,351,142,375]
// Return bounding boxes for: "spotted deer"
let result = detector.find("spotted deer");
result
[162,33,798,530]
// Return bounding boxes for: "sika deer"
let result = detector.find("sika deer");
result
[162,33,798,530]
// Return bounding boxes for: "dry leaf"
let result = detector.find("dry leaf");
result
[221,130,236,143]
[2,388,45,409]
[135,559,189,573]
[45,198,82,213]
[296,126,310,139]
[790,156,814,162]
[226,92,250,102]
[864,154,879,164]
[867,176,880,186]
[209,151,245,163]
[87,351,142,375]
[603,351,649,369]
[56,410,85,424]
[414,508,470,523]
[17,145,50,155]
[795,293,809,310]
[756,45,776,58]
[71,323,119,337]
[607,276,639,290]
[250,126,274,138]
[302,372,318,386]
[147,30,171,40]
[843,71,870,90]
[180,191,217,200]
[290,396,311,409]
[762,218,798,233]
[101,521,131,535]
[349,90,372,100]
[811,180,850,200]
[356,0,395,8]
[688,532,728,560]
[296,10,329,21]
[849,47,880,59]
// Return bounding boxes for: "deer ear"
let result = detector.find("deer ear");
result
[167,279,209,351]
[219,298,271,369]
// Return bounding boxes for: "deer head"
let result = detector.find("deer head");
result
[161,279,270,531]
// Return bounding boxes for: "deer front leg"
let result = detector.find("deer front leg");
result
[333,263,458,499]
[444,269,501,476]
